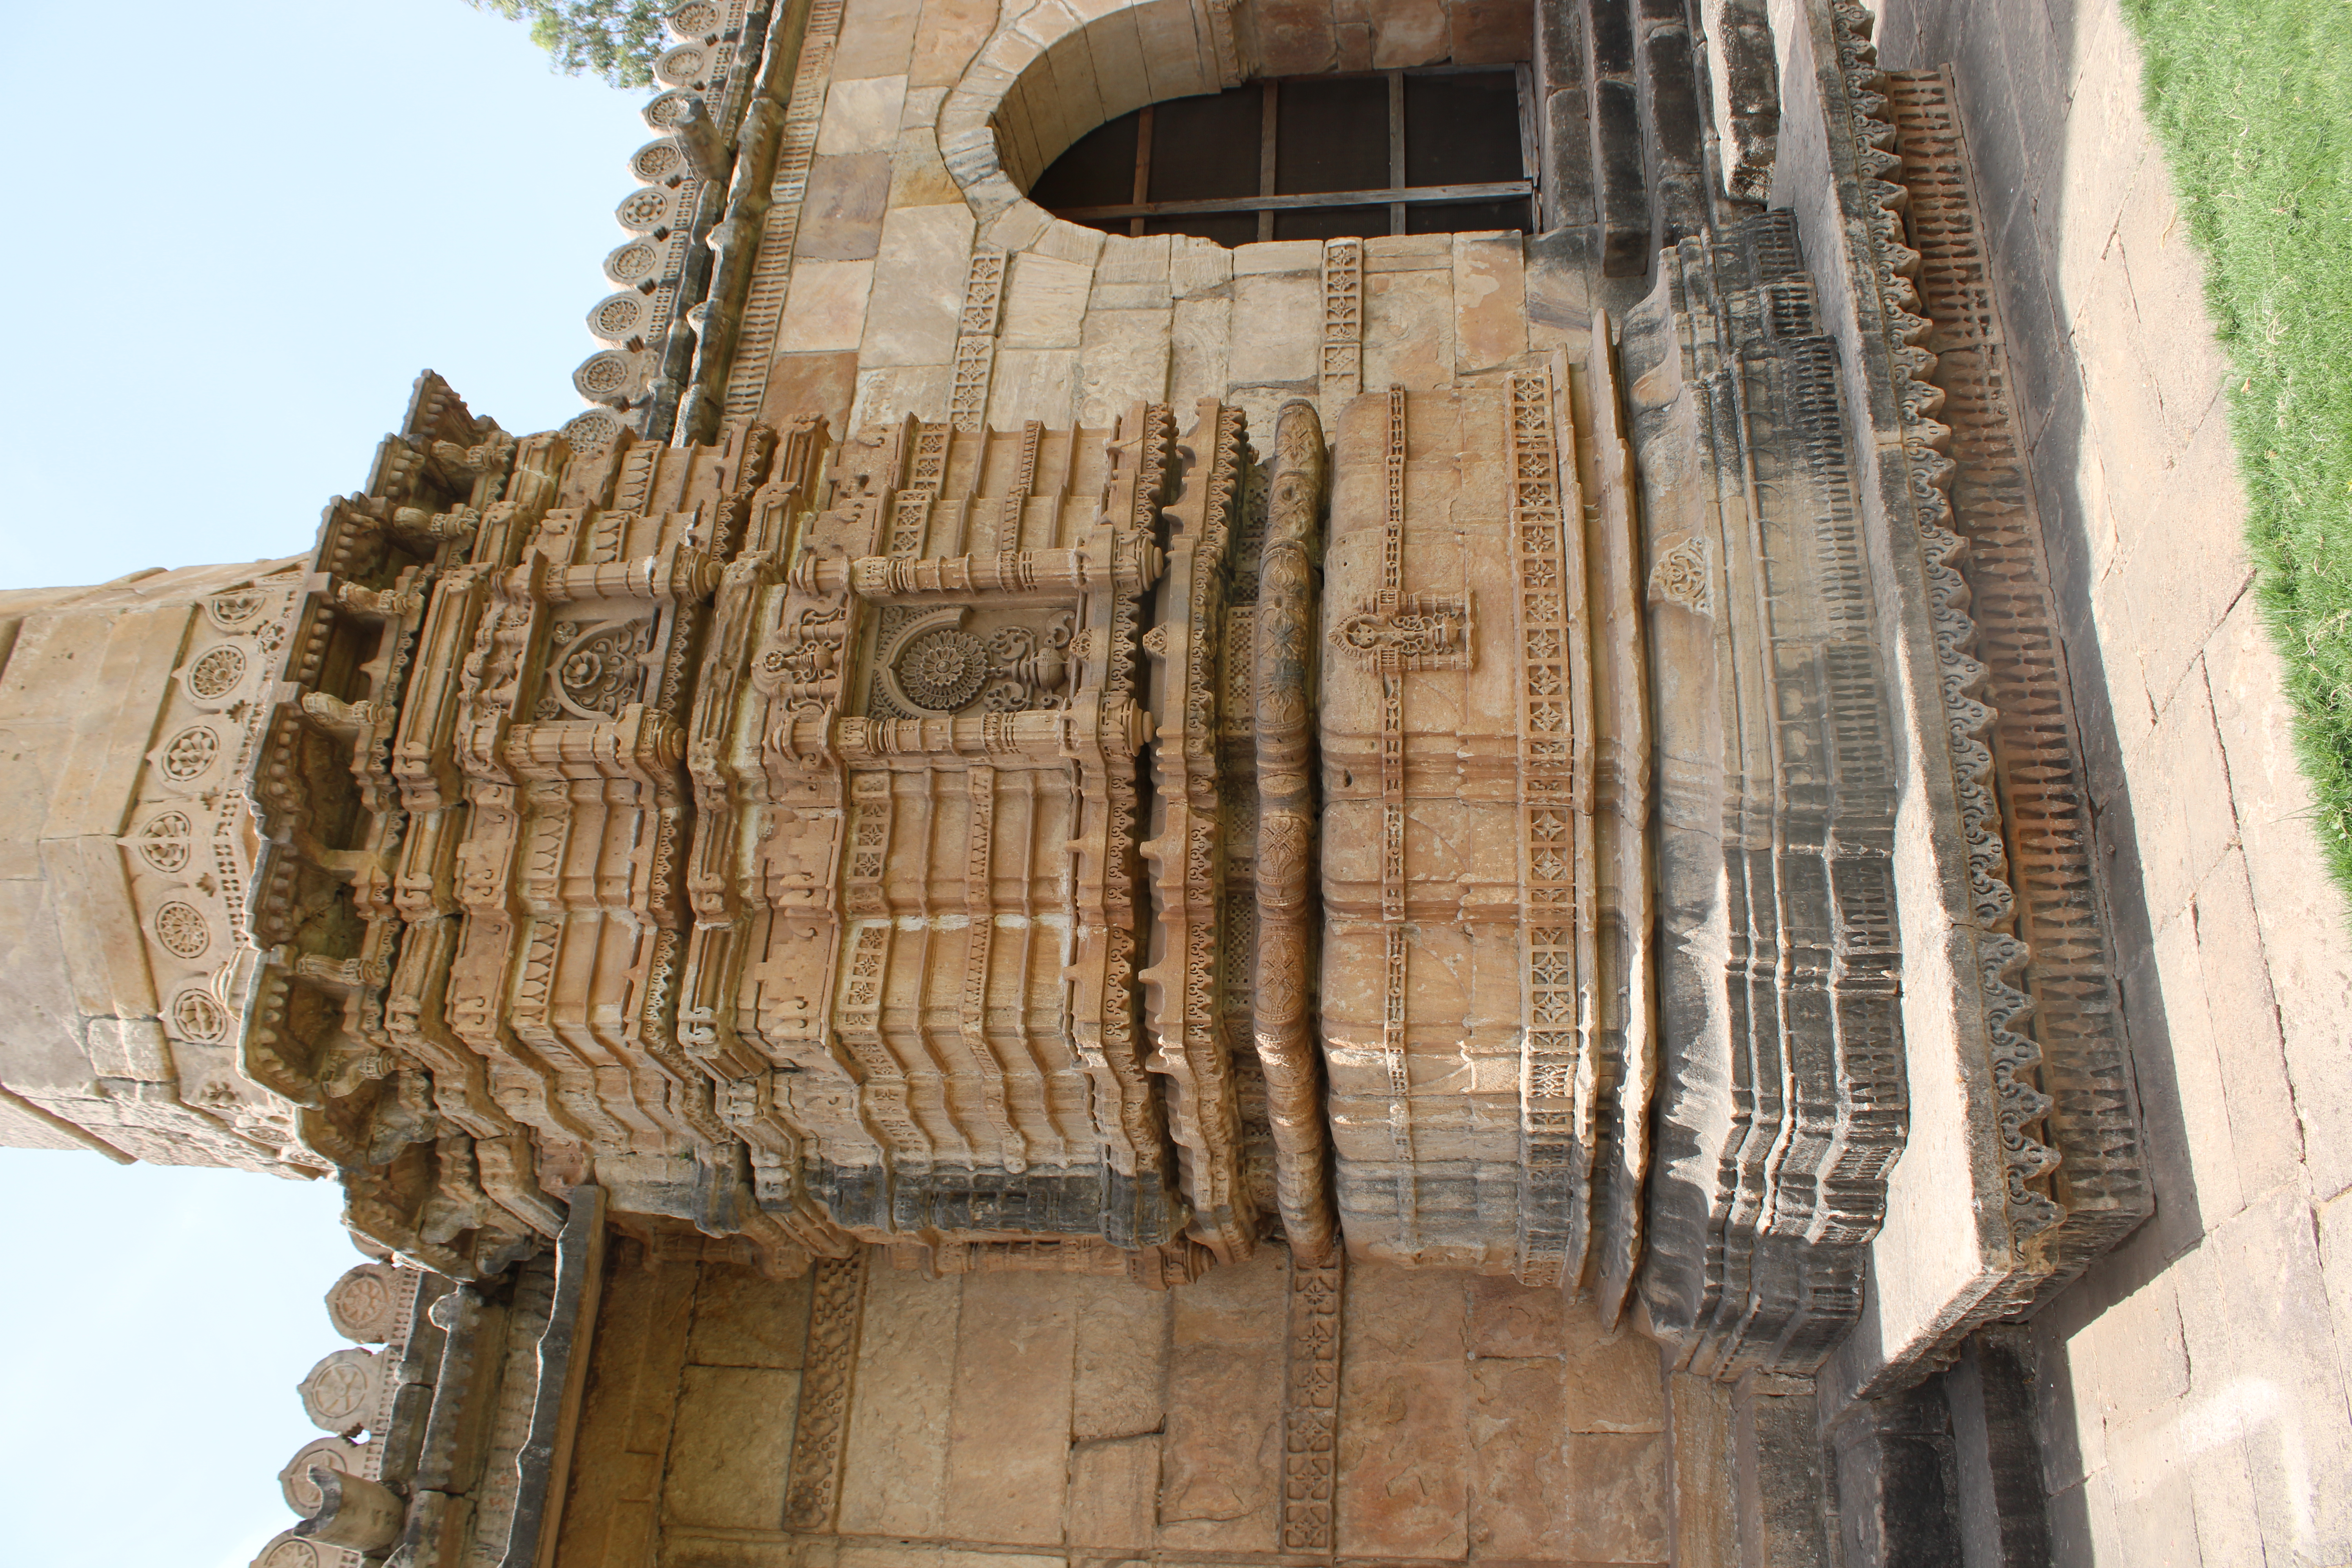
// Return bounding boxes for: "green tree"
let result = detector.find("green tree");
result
[469,0,670,89]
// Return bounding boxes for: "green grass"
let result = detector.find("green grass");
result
[2119,0,2352,895]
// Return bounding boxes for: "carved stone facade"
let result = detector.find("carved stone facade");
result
[2,0,2178,1563]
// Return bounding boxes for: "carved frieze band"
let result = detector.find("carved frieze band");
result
[1374,387,1416,1241]
[722,0,849,423]
[1279,1249,1345,1552]
[950,250,1008,434]
[1505,366,1590,1289]
[1319,241,1364,403]
[1880,63,2146,1277]
[782,1248,868,1532]
[574,2,762,436]
[1826,5,2067,1248]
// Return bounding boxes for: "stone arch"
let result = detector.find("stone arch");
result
[937,0,1532,253]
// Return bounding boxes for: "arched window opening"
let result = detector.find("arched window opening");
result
[1030,67,1534,245]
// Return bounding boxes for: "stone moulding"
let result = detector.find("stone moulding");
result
[1812,0,2097,1358]
[575,0,779,443]
[1141,399,1261,1265]
[1250,399,1337,1264]
[711,0,851,436]
[782,1248,867,1532]
[1739,0,2146,1404]
[1279,1247,1345,1552]
[1624,215,1907,1380]
[1877,67,2152,1312]
[257,1187,605,1568]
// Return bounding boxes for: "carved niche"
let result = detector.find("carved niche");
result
[676,402,1264,1276]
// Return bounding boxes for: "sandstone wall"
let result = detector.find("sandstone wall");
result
[1872,0,2352,1559]
[670,0,1622,450]
[557,1241,1682,1566]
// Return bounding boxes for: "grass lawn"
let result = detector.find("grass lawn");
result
[2120,0,2352,896]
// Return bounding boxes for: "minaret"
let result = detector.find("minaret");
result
[0,556,318,1172]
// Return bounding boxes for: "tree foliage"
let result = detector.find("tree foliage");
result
[469,0,670,89]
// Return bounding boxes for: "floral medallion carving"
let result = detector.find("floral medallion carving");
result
[136,811,195,872]
[206,590,267,629]
[540,619,655,720]
[896,628,990,711]
[172,987,229,1041]
[160,725,220,781]
[185,644,248,701]
[154,900,212,960]
[873,610,1075,717]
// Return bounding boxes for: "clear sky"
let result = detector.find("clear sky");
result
[0,2,655,1563]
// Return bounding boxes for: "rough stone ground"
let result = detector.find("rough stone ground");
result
[1873,0,2352,1558]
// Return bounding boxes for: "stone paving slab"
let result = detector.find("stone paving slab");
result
[1878,0,2352,1558]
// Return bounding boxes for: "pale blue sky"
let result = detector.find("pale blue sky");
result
[0,2,656,1563]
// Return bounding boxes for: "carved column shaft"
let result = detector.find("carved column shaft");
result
[1252,399,1339,1264]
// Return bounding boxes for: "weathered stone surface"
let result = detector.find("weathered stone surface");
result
[1159,1341,1282,1550]
[661,1367,799,1530]
[833,0,922,79]
[1346,1261,1466,1364]
[944,1272,1076,1545]
[1067,1434,1160,1548]
[1362,267,1454,390]
[860,203,975,364]
[757,349,860,432]
[1467,1358,1568,1557]
[1227,272,1319,386]
[777,260,878,352]
[1368,0,1447,67]
[1338,1363,1473,1558]
[1465,1272,1564,1358]
[837,1268,958,1538]
[1071,1276,1168,1441]
[816,73,910,156]
[909,0,997,85]
[889,127,964,207]
[796,152,894,262]
[1452,0,1532,64]
[1161,1249,1283,1551]
[688,1266,811,1370]
[1561,1315,1667,1434]
[999,252,1096,348]
[1075,307,1173,426]
[1451,233,1526,376]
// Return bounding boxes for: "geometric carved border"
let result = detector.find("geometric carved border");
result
[1279,1249,1344,1552]
[782,1249,868,1531]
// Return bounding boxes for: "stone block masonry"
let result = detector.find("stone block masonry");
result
[29,0,2340,1561]
[566,1238,1678,1566]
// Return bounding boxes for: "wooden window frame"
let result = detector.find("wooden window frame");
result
[1044,64,1539,240]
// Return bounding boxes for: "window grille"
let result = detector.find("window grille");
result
[1030,66,1537,244]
